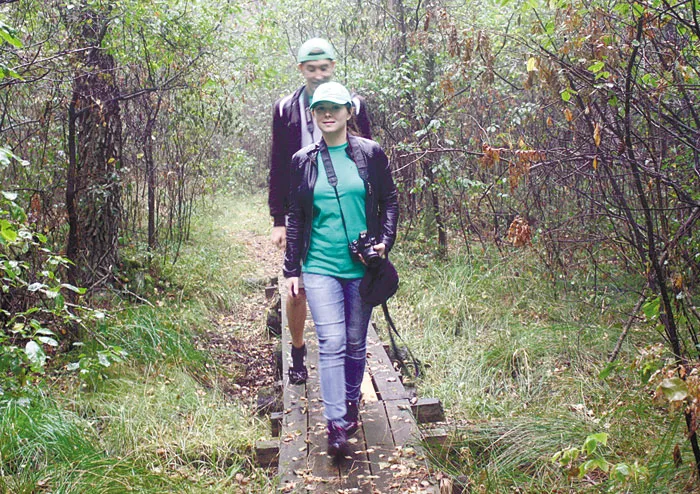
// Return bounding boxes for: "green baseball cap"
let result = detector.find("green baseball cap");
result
[310,82,352,109]
[297,38,336,63]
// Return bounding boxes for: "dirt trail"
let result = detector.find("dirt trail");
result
[196,230,282,402]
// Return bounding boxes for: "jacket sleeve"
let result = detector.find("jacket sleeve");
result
[355,95,372,140]
[375,145,398,253]
[283,153,305,278]
[268,99,289,227]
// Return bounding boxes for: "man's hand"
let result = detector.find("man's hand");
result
[271,226,286,249]
[288,277,300,298]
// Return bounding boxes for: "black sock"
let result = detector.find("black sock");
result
[291,343,306,369]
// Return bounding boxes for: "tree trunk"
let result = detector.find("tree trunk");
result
[143,94,161,259]
[65,9,122,289]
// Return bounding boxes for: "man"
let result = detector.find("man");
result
[268,37,372,384]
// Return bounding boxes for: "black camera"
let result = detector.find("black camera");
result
[349,231,381,268]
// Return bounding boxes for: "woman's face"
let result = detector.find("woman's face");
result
[314,101,352,134]
[312,103,351,136]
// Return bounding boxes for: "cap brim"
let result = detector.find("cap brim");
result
[310,97,351,109]
[298,53,335,63]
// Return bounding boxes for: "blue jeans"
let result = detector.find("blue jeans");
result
[302,272,373,424]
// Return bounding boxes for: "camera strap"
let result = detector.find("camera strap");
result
[319,145,352,247]
[319,145,423,379]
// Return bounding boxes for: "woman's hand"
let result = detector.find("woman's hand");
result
[372,243,386,258]
[288,277,300,298]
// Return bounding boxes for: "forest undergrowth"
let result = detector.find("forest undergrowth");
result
[1,193,697,493]
[0,194,280,493]
[390,236,696,492]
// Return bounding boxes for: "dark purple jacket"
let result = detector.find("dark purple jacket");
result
[283,135,398,278]
[268,85,372,226]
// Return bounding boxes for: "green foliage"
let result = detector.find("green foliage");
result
[0,195,276,490]
[0,394,242,493]
[0,191,104,396]
[66,343,128,389]
[388,234,694,490]
[0,0,699,487]
[552,432,648,486]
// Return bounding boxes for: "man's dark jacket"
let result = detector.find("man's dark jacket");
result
[283,135,398,278]
[268,85,371,227]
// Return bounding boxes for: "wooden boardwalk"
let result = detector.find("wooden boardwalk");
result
[275,279,435,493]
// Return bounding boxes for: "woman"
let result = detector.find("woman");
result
[284,81,398,456]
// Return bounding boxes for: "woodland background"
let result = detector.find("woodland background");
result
[1,0,699,492]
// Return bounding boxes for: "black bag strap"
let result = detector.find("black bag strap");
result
[382,302,423,378]
[302,91,315,137]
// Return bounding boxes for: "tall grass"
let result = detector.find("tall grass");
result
[386,243,694,491]
[1,194,276,492]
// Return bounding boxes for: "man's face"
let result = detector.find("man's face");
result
[298,59,336,95]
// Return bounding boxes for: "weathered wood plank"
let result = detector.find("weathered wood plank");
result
[422,427,449,448]
[278,278,309,492]
[384,399,416,447]
[304,329,341,490]
[339,410,372,490]
[278,375,307,490]
[270,411,283,437]
[360,369,378,403]
[366,322,409,401]
[361,400,397,492]
[255,439,279,468]
[411,397,445,424]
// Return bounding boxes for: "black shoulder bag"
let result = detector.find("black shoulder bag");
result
[319,146,422,378]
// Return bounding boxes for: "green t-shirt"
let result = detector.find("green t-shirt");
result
[303,143,367,278]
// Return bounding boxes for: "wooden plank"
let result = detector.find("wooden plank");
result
[361,400,397,492]
[304,329,341,491]
[411,397,445,423]
[360,369,378,403]
[278,376,307,490]
[339,409,372,490]
[255,440,279,468]
[339,371,378,489]
[278,278,309,492]
[385,399,416,447]
[366,322,409,401]
[422,427,449,448]
[270,411,283,437]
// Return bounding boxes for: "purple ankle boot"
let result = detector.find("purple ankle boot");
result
[344,400,359,436]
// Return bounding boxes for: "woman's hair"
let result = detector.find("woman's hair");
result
[344,103,359,136]
[347,112,360,137]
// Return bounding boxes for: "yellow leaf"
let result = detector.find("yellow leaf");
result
[594,123,601,147]
[593,156,598,170]
[673,273,683,290]
[546,116,553,127]
[526,57,538,72]
[564,108,573,122]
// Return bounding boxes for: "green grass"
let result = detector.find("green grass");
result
[4,191,695,492]
[386,242,696,492]
[1,194,276,492]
